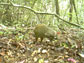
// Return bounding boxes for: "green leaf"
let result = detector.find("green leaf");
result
[38,59,44,63]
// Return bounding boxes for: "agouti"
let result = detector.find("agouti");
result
[34,24,56,42]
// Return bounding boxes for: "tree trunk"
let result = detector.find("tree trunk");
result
[69,0,73,22]
[55,0,60,22]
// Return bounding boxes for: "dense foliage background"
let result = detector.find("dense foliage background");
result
[0,0,84,63]
[0,0,84,28]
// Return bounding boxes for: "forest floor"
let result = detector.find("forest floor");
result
[0,26,84,63]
